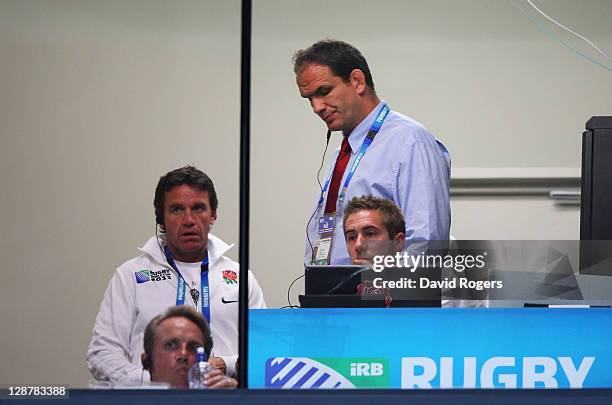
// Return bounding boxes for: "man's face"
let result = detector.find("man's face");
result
[163,184,216,262]
[296,63,364,135]
[344,210,404,265]
[147,317,205,388]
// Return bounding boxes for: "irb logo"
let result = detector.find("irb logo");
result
[265,357,389,388]
[350,362,384,376]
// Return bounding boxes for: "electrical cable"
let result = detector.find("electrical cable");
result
[525,0,610,60]
[510,0,612,72]
[286,274,305,308]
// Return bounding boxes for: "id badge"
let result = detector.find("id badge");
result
[312,213,336,265]
[313,235,333,265]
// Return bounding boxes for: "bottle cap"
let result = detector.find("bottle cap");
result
[195,346,206,362]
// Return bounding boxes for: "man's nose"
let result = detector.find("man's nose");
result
[311,98,326,115]
[182,209,195,226]
[355,234,366,252]
[176,344,189,363]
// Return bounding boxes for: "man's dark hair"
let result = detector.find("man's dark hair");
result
[343,195,405,238]
[154,165,218,228]
[143,305,213,369]
[293,39,375,91]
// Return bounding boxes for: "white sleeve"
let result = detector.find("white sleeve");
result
[248,270,267,309]
[86,269,147,385]
[217,270,265,378]
[213,270,266,377]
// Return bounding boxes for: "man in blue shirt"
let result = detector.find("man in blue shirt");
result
[293,39,451,265]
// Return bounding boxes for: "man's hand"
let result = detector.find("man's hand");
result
[204,368,238,389]
[208,356,227,375]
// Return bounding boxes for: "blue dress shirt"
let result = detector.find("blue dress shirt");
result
[304,101,451,265]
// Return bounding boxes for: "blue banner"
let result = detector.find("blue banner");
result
[248,308,612,389]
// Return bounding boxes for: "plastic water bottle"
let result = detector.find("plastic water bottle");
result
[188,347,210,389]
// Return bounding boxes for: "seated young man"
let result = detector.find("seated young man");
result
[343,195,405,265]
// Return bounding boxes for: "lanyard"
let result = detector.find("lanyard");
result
[163,246,211,324]
[317,103,390,211]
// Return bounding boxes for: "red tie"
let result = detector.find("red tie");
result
[325,137,351,213]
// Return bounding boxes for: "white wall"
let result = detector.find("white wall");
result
[0,0,609,387]
[0,0,242,387]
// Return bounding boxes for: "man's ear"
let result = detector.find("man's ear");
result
[349,69,367,95]
[141,352,152,370]
[210,210,217,226]
[393,233,405,252]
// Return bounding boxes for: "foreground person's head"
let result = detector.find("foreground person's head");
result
[141,306,212,388]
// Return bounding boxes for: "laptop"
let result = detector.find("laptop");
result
[304,265,367,295]
[300,265,441,308]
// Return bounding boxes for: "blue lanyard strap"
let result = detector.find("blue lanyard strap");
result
[200,261,210,325]
[317,104,390,207]
[164,246,211,324]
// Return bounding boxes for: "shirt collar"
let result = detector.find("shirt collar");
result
[346,100,386,153]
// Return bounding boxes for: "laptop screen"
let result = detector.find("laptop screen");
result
[304,265,368,295]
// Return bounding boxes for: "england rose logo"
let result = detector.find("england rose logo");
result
[223,270,238,285]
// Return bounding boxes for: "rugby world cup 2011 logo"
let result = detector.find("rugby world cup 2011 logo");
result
[134,269,150,284]
[265,357,388,389]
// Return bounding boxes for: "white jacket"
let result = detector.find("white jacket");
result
[86,234,266,384]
